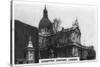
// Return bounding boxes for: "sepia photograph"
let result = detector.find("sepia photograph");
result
[10,0,97,66]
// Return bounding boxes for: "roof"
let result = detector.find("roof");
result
[27,36,33,48]
[39,17,52,29]
[27,41,33,48]
[62,26,81,35]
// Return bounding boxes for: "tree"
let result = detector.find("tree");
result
[53,18,61,33]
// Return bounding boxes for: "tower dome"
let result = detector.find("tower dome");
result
[27,36,33,48]
[39,5,52,32]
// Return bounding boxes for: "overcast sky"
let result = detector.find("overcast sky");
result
[13,1,97,49]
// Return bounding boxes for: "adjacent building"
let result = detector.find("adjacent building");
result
[15,20,39,64]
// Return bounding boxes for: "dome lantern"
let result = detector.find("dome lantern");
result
[43,5,48,18]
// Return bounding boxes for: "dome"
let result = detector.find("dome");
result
[39,5,52,30]
[39,17,52,29]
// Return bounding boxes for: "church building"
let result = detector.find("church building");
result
[38,5,54,59]
[38,5,96,60]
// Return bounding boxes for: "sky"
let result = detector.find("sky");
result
[13,1,97,49]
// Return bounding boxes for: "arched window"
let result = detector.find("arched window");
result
[72,47,78,57]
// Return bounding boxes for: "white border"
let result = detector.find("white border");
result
[11,0,98,66]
